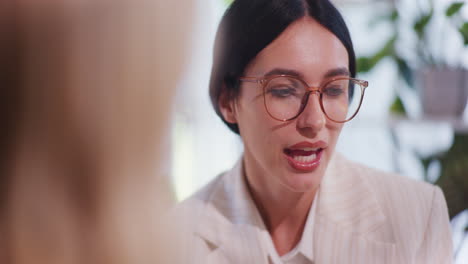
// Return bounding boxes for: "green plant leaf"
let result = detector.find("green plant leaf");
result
[394,56,413,87]
[414,10,434,39]
[434,134,468,219]
[357,57,373,73]
[460,22,468,45]
[446,2,465,17]
[389,95,407,116]
[377,36,397,58]
[419,157,435,175]
[368,9,398,28]
[223,0,233,6]
[356,36,396,73]
[390,9,399,21]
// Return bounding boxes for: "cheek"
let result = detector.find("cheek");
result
[236,93,273,131]
[326,122,344,143]
[236,97,280,150]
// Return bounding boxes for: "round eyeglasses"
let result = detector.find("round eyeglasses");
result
[238,75,369,123]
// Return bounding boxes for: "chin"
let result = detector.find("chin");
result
[282,173,322,193]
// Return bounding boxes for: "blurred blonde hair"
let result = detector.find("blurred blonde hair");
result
[0,1,193,263]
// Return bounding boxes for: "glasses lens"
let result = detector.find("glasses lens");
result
[263,76,306,120]
[321,79,363,122]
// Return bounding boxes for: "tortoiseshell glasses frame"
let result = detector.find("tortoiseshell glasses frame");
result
[238,74,369,123]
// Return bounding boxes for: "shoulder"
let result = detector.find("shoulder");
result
[171,171,227,220]
[345,157,449,241]
[333,153,441,213]
[352,159,435,196]
[350,159,440,210]
[166,173,229,263]
[346,158,452,261]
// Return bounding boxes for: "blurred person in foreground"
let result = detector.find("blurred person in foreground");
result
[0,1,192,263]
[172,0,453,263]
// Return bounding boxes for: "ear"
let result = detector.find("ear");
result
[218,86,238,124]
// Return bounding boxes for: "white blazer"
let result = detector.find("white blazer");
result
[172,153,453,264]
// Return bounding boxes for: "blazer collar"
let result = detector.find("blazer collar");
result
[194,153,396,262]
[316,152,387,235]
[313,152,396,263]
[193,158,268,262]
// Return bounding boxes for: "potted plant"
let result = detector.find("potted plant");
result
[357,0,468,117]
[357,1,468,256]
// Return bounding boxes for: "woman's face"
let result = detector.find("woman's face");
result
[222,17,349,193]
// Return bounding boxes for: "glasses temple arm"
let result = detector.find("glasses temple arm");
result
[238,77,263,83]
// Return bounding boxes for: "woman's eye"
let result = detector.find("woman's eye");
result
[269,87,296,98]
[323,86,344,97]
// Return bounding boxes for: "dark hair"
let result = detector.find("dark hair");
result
[209,0,356,134]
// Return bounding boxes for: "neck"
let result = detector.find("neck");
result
[243,159,318,255]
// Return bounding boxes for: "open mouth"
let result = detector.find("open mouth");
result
[283,146,324,172]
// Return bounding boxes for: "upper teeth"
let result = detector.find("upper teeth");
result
[293,153,317,162]
[301,147,319,151]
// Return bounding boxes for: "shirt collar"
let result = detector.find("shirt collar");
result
[234,158,318,263]
[295,189,318,262]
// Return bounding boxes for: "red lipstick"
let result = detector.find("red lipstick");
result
[283,141,327,172]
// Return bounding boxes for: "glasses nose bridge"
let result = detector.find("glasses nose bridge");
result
[300,86,323,115]
[305,85,321,95]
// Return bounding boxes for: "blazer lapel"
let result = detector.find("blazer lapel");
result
[193,159,269,264]
[202,225,267,264]
[314,153,397,264]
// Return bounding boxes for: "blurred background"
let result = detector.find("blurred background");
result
[171,0,468,263]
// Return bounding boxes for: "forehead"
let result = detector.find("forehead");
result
[245,17,349,82]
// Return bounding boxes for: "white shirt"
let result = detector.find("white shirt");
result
[232,162,318,264]
[260,191,318,264]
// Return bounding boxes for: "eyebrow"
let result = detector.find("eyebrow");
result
[323,67,350,78]
[265,68,305,79]
[264,67,350,80]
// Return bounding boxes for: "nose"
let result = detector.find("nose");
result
[296,92,325,135]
